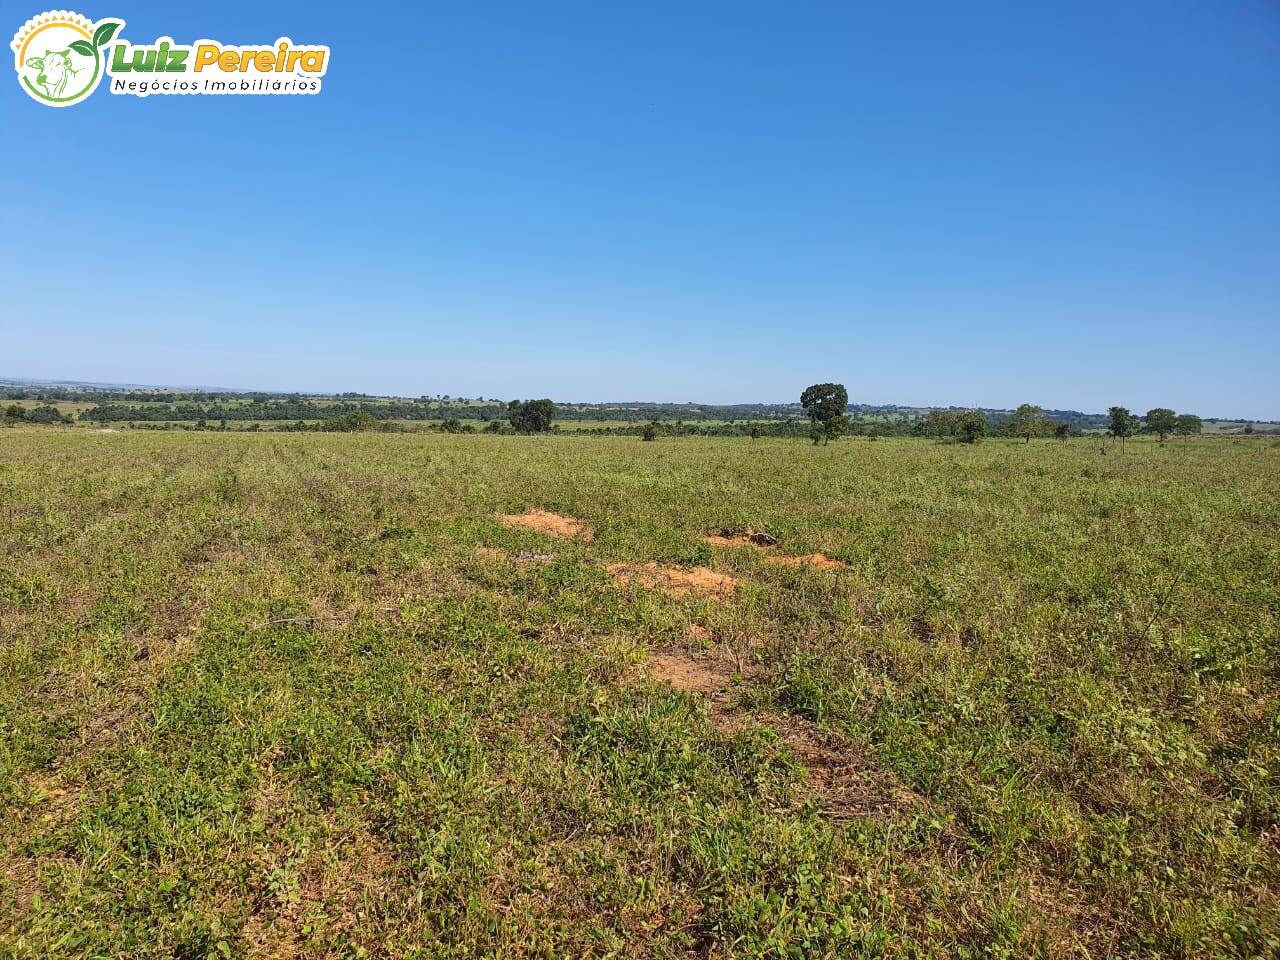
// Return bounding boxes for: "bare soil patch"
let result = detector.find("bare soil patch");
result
[500,509,594,542]
[649,652,735,694]
[703,527,778,549]
[606,562,737,598]
[764,553,846,570]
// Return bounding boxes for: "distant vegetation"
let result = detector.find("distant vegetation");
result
[0,381,1274,438]
[2,403,70,426]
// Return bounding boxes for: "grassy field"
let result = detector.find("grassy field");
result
[1,432,1276,958]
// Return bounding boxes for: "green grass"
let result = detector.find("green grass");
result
[1,432,1276,958]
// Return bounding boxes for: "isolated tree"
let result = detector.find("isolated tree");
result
[956,411,987,444]
[641,422,657,442]
[920,409,958,438]
[1173,413,1201,443]
[1144,408,1177,443]
[1054,421,1072,445]
[1108,406,1138,452]
[749,425,761,440]
[508,399,555,434]
[800,383,848,445]
[1244,423,1254,435]
[1006,404,1046,443]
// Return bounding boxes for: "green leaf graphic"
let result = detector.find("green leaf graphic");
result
[69,39,95,57]
[92,21,119,48]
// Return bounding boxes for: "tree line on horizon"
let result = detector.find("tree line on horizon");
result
[2,386,1251,443]
[795,388,1208,448]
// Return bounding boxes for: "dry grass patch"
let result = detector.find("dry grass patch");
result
[475,545,556,566]
[763,713,922,820]
[243,825,397,959]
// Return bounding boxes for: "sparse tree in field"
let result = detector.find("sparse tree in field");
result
[1144,408,1177,443]
[919,409,958,438]
[800,383,848,445]
[642,422,657,442]
[508,399,555,434]
[1108,406,1138,452]
[750,425,761,440]
[1244,423,1254,435]
[3,404,26,424]
[1054,421,1072,445]
[1006,404,1046,443]
[956,411,987,444]
[1173,414,1201,443]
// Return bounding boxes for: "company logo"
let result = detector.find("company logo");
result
[12,11,117,105]
[12,10,329,107]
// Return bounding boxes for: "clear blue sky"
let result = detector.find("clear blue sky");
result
[3,1,1278,416]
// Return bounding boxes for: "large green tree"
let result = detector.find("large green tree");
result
[956,411,987,444]
[508,399,556,434]
[1144,408,1177,443]
[1006,404,1046,443]
[800,383,848,445]
[1173,413,1202,442]
[919,410,958,438]
[1108,406,1139,452]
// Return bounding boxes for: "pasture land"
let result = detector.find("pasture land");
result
[0,432,1277,958]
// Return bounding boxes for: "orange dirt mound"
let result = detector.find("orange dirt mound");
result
[606,562,737,598]
[703,527,778,549]
[764,553,846,570]
[648,653,731,694]
[500,509,594,542]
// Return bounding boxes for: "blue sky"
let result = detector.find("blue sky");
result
[3,1,1278,416]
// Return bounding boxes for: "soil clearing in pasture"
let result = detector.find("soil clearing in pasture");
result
[764,553,846,570]
[703,527,778,549]
[500,509,594,541]
[606,562,738,598]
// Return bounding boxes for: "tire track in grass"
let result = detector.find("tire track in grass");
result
[646,636,922,822]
